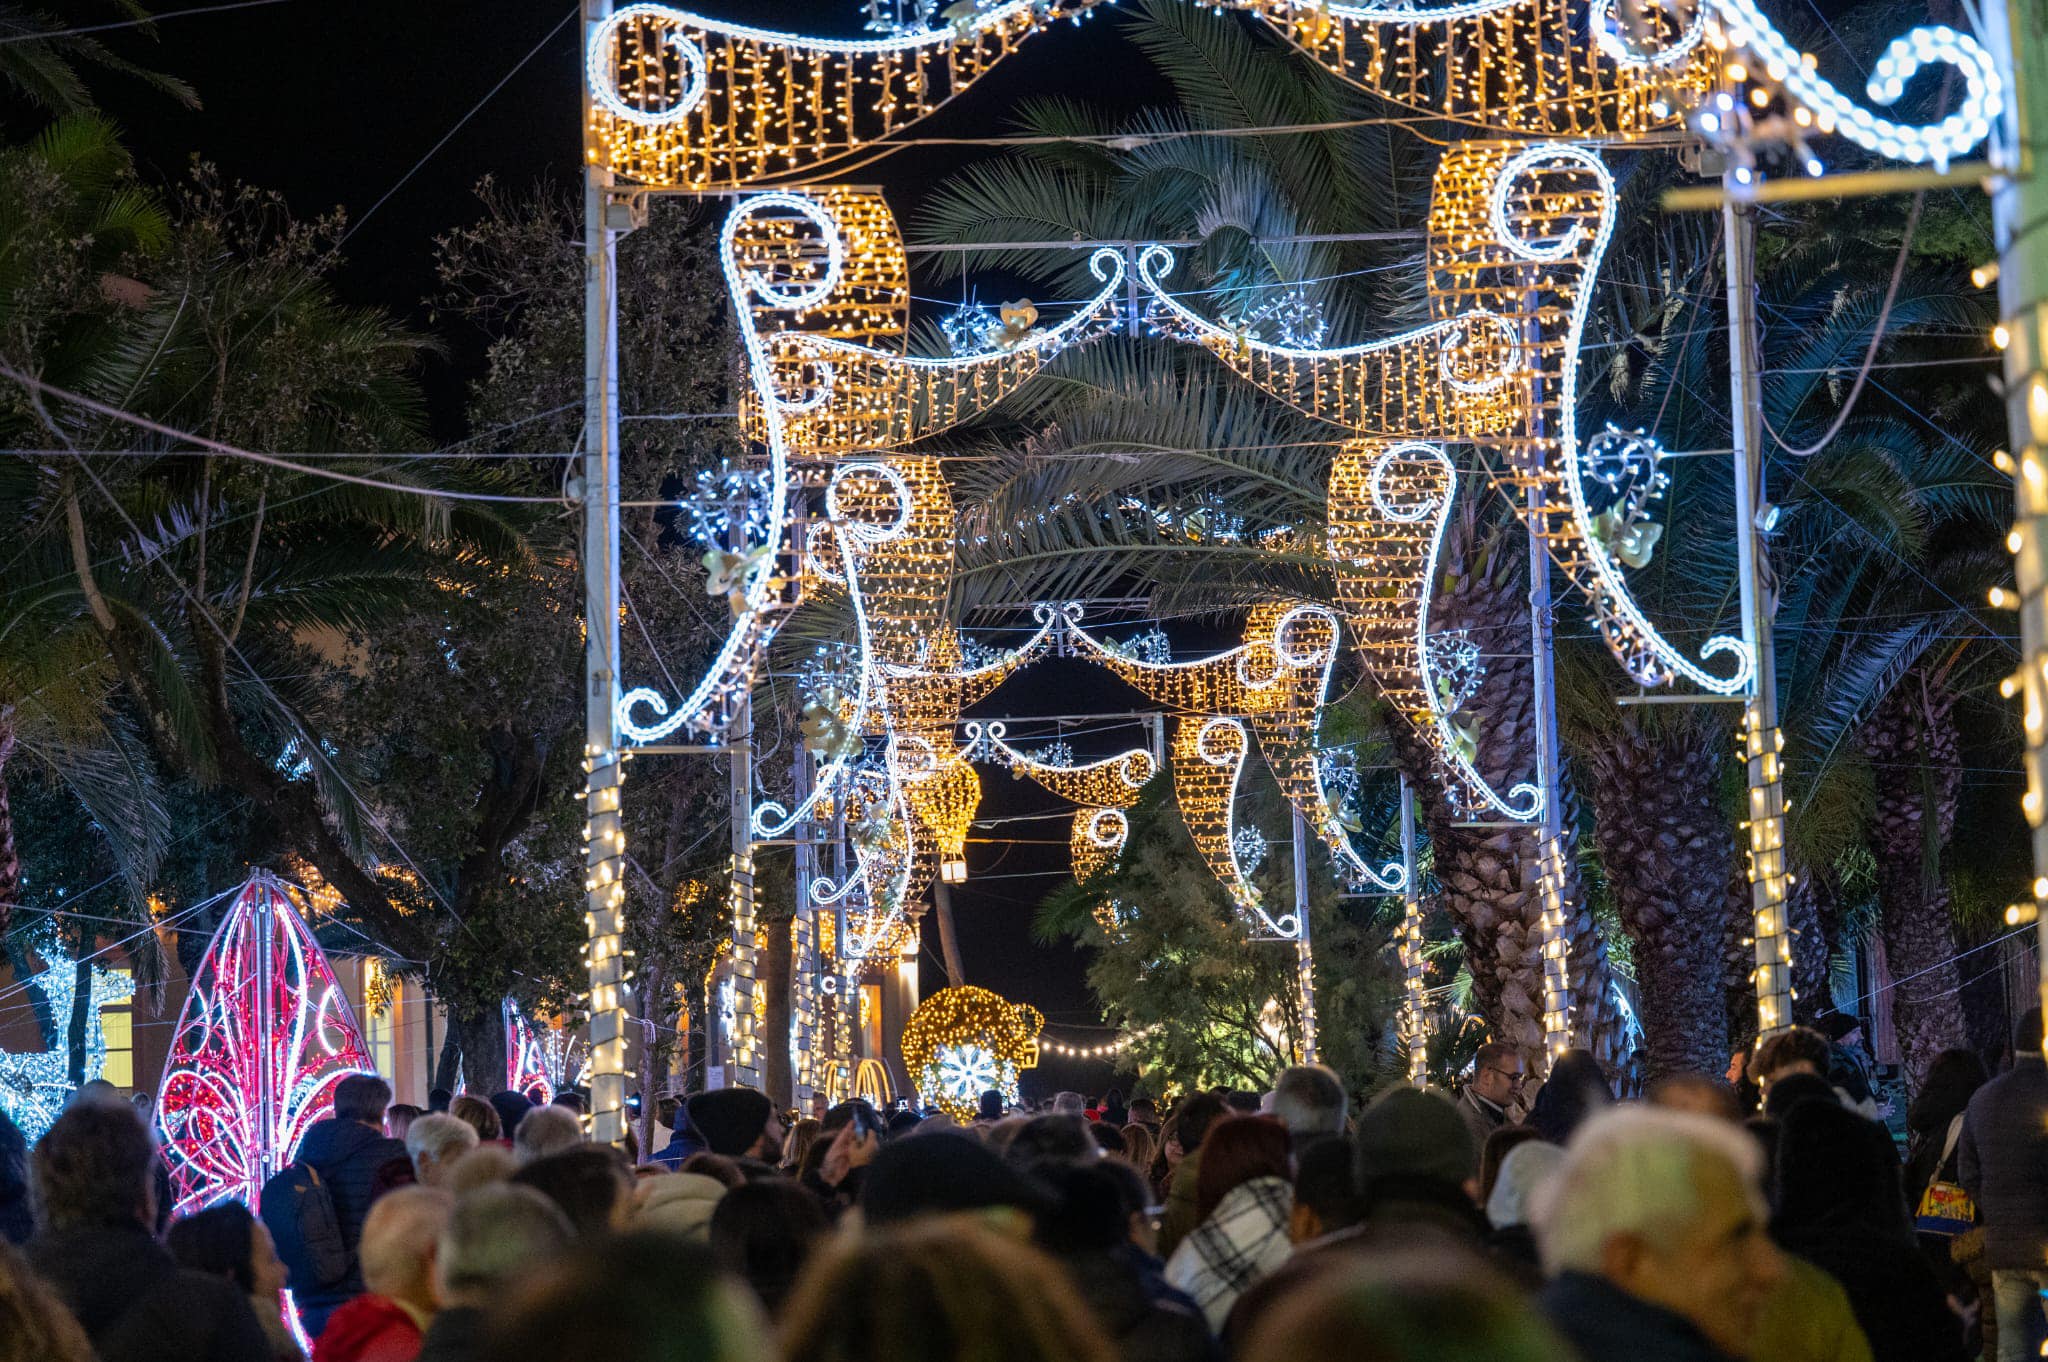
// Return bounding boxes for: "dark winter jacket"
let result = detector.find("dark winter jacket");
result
[291,1116,408,1320]
[1958,1055,2048,1269]
[29,1221,271,1362]
[1062,1244,1218,1362]
[1540,1270,1740,1362]
[414,1304,488,1362]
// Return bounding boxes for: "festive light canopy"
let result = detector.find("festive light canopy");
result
[158,875,374,1218]
[900,984,1043,1120]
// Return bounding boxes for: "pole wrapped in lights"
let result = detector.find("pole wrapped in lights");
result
[900,985,1043,1121]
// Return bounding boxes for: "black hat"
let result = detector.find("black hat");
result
[687,1087,774,1157]
[859,1131,1045,1226]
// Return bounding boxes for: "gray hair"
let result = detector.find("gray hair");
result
[1270,1064,1348,1139]
[1052,1092,1086,1116]
[438,1184,573,1298]
[360,1186,452,1298]
[406,1113,479,1169]
[512,1104,585,1164]
[1533,1106,1766,1275]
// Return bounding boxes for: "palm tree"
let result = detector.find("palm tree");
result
[0,4,196,116]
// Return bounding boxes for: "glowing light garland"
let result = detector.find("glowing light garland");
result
[158,875,374,1218]
[900,985,1042,1121]
[0,944,132,1144]
[506,1004,591,1104]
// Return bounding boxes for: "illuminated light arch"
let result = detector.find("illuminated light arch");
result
[506,1004,591,1103]
[587,1,1117,190]
[900,985,1043,1121]
[157,875,374,1218]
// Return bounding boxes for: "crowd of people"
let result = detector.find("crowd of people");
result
[0,1009,2042,1362]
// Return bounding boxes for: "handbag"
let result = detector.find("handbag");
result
[1915,1113,1978,1238]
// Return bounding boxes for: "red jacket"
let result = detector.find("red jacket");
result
[311,1294,424,1362]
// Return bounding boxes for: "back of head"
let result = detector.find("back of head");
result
[1003,1114,1096,1169]
[782,1218,1111,1362]
[33,1101,153,1232]
[510,1145,631,1237]
[1353,1086,1474,1197]
[1908,1049,1991,1134]
[2017,1006,2044,1057]
[1237,1245,1574,1362]
[360,1186,453,1300]
[1759,1070,1836,1120]
[407,1111,481,1166]
[68,1079,123,1109]
[708,1179,828,1315]
[334,1072,394,1126]
[978,1090,1005,1122]
[513,1104,585,1164]
[1478,1125,1541,1205]
[1532,1105,1764,1276]
[1772,1097,1906,1236]
[1088,1122,1126,1155]
[489,1090,535,1139]
[861,1131,1044,1227]
[687,1088,774,1158]
[1483,1141,1564,1231]
[1271,1065,1347,1142]
[429,1088,453,1113]
[1176,1090,1230,1153]
[1033,1159,1146,1256]
[1527,1050,1611,1144]
[0,1240,93,1362]
[448,1143,517,1195]
[551,1091,587,1116]
[450,1094,502,1142]
[1292,1135,1361,1235]
[1646,1073,1742,1123]
[479,1231,766,1362]
[165,1201,257,1292]
[1052,1092,1085,1116]
[438,1183,574,1301]
[1194,1115,1291,1223]
[1752,1026,1830,1084]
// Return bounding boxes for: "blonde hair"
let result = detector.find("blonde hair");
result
[1119,1123,1158,1179]
[0,1241,92,1362]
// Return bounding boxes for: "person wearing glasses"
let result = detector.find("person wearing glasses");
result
[1459,1043,1526,1168]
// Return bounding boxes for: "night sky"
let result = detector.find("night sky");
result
[79,0,1174,1088]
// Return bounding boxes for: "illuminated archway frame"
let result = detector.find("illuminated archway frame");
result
[586,0,2001,189]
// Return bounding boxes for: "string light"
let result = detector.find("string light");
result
[0,944,131,1143]
[506,1006,591,1103]
[900,985,1044,1121]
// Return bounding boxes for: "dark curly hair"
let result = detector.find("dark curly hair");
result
[32,1103,155,1232]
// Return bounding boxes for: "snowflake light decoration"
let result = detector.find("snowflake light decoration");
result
[158,875,374,1218]
[900,985,1042,1121]
[1242,288,1328,349]
[678,459,771,550]
[0,944,132,1144]
[1233,825,1270,876]
[941,301,1000,355]
[1424,629,1485,713]
[933,1043,1003,1105]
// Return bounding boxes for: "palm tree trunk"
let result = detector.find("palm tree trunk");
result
[1582,718,1733,1079]
[0,707,18,940]
[66,941,92,1086]
[1863,667,1966,1087]
[931,881,967,986]
[762,915,793,1106]
[636,959,666,1156]
[1786,864,1834,1024]
[454,1000,508,1097]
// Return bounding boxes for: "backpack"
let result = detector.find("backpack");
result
[260,1160,354,1290]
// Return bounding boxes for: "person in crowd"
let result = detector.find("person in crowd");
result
[417,1185,572,1362]
[1053,1091,1087,1116]
[426,1090,452,1115]
[860,1129,1043,1227]
[1121,1122,1159,1181]
[681,1151,746,1188]
[1237,1246,1580,1362]
[631,1162,730,1241]
[1478,1124,1541,1207]
[445,1145,515,1196]
[1100,1088,1129,1127]
[686,1087,785,1161]
[1458,1042,1524,1160]
[383,1106,422,1142]
[1164,1113,1294,1330]
[781,1115,823,1173]
[0,1238,94,1362]
[1815,1014,1880,1112]
[165,1200,299,1361]
[1007,1113,1099,1167]
[1156,1091,1228,1257]
[974,1090,1006,1125]
[475,1232,766,1362]
[509,1146,632,1237]
[1287,1134,1359,1244]
[1129,1097,1161,1133]
[1905,1047,1990,1210]
[886,1108,925,1139]
[1960,1006,2048,1362]
[0,1107,28,1245]
[1033,1158,1218,1362]
[783,1217,1111,1362]
[1648,1072,1745,1122]
[446,1096,500,1145]
[1527,1048,1611,1146]
[549,1091,586,1117]
[708,1178,828,1315]
[404,1113,479,1189]
[1762,1070,1839,1120]
[1729,1039,1763,1114]
[1483,1140,1563,1288]
[652,1095,704,1167]
[30,1102,270,1362]
[1352,1086,1486,1245]
[1269,1065,1346,1150]
[1772,1095,1965,1362]
[283,1073,409,1338]
[1534,1106,1784,1362]
[485,1092,532,1142]
[311,1186,451,1362]
[1092,1121,1129,1155]
[509,1104,582,1165]
[1753,1027,1833,1094]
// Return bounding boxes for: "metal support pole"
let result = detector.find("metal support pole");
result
[1723,191,1793,1034]
[726,657,760,1089]
[255,877,277,1173]
[1527,480,1573,1064]
[580,0,628,1145]
[1987,0,2048,1019]
[792,729,817,1106]
[1399,777,1428,1084]
[1290,807,1318,1064]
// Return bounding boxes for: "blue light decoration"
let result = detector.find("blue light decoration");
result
[0,944,132,1143]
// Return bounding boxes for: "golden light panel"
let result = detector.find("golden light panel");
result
[587,2,1112,191]
[1070,807,1129,887]
[900,985,1044,1122]
[1171,714,1300,938]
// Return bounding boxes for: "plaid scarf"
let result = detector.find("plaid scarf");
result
[1164,1175,1294,1329]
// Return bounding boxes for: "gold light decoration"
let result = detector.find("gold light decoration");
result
[979,726,1157,808]
[903,752,981,885]
[899,985,1044,1122]
[1170,715,1293,935]
[587,3,1112,191]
